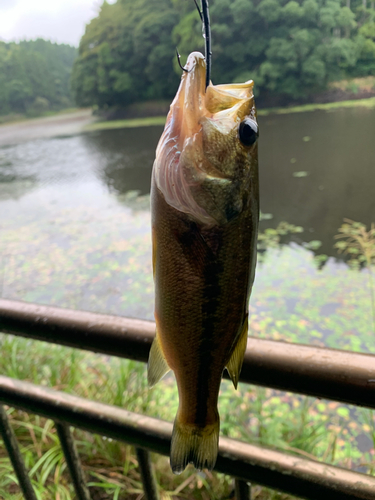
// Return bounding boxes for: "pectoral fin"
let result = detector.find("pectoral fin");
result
[226,316,248,389]
[147,332,171,387]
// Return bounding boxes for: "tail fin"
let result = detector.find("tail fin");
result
[170,415,219,475]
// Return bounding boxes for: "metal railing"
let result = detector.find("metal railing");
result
[0,298,375,500]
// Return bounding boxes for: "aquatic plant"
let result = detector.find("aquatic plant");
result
[2,205,375,497]
[334,219,375,334]
[257,221,303,258]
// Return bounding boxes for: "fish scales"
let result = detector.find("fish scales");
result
[148,52,259,474]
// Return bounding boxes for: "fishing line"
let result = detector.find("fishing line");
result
[177,0,211,86]
[200,0,211,89]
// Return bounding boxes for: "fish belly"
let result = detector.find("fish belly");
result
[150,178,258,473]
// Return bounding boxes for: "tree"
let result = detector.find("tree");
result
[0,40,77,115]
[71,0,375,108]
[71,0,180,108]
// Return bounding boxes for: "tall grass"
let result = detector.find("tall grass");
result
[0,331,371,499]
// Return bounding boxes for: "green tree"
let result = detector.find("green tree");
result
[71,0,180,108]
[72,0,375,108]
[0,39,77,115]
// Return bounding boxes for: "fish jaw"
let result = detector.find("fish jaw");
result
[153,52,209,224]
[153,52,257,227]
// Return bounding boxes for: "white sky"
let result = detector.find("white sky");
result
[0,0,115,47]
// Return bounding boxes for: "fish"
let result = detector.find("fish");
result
[148,51,259,474]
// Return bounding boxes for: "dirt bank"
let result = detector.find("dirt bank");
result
[0,109,95,147]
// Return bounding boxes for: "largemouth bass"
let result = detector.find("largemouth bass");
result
[148,52,259,474]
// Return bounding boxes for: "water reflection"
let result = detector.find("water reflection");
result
[1,106,374,259]
[1,107,374,354]
[83,107,375,259]
[258,106,375,257]
[82,127,161,196]
[0,145,36,200]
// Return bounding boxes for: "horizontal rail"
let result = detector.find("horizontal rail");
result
[0,376,374,500]
[1,299,375,409]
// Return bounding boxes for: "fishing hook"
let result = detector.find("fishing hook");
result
[177,0,211,86]
[176,48,189,73]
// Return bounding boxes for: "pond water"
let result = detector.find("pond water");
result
[1,106,375,354]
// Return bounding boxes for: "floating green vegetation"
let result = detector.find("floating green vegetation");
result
[292,171,309,178]
[335,219,375,334]
[257,221,303,256]
[1,206,375,498]
[84,116,166,132]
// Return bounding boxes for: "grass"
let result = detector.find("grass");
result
[1,218,375,499]
[0,108,81,126]
[84,116,167,132]
[0,334,366,500]
[330,76,375,94]
[258,96,375,116]
[81,96,375,133]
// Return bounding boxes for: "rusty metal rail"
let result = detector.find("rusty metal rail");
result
[1,376,375,500]
[1,299,375,409]
[0,298,375,500]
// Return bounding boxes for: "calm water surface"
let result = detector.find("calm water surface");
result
[1,106,375,352]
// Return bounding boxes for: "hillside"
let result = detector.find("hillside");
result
[0,39,77,116]
[71,0,375,110]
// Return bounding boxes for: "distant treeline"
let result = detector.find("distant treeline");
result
[0,39,77,116]
[72,0,375,109]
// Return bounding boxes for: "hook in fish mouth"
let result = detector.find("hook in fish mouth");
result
[175,0,211,89]
[153,50,255,226]
[176,48,189,73]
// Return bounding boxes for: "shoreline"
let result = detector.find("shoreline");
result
[1,97,374,145]
[84,96,375,132]
[0,108,94,147]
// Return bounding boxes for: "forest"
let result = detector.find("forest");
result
[71,0,375,108]
[0,39,77,116]
[1,0,375,115]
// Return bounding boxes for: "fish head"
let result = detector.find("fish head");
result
[153,52,258,226]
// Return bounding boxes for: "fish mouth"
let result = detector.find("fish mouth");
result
[176,52,255,141]
[153,52,256,225]
[159,50,255,156]
[179,52,207,139]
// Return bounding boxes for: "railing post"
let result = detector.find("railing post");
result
[0,405,38,500]
[136,447,160,500]
[55,422,91,500]
[235,479,251,500]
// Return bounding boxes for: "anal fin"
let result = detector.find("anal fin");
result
[226,316,248,389]
[147,332,171,387]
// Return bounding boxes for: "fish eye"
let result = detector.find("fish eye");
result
[239,119,258,147]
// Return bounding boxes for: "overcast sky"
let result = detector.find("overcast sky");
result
[0,0,114,47]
